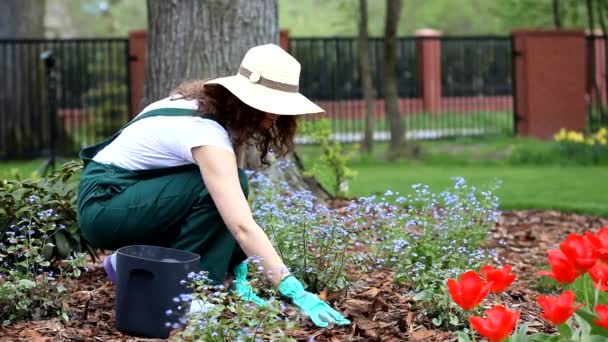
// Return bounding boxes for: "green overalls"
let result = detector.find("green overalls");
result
[77,108,248,284]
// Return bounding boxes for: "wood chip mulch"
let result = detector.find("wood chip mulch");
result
[1,210,606,341]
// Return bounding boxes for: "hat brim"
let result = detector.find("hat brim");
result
[204,74,325,116]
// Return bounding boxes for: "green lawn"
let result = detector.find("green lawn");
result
[297,137,608,217]
[313,111,513,135]
[3,136,607,217]
[0,159,46,180]
[347,165,608,217]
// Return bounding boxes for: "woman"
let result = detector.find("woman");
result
[77,44,350,328]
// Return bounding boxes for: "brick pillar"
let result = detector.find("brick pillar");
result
[128,29,147,115]
[280,29,290,52]
[512,30,587,139]
[415,29,442,114]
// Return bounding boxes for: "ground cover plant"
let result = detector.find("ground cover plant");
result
[0,124,607,340]
[0,161,90,324]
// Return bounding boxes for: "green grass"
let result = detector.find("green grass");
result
[298,136,549,166]
[0,159,46,180]
[297,136,608,217]
[346,165,608,217]
[315,111,514,135]
[3,135,607,217]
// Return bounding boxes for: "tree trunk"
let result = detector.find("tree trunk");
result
[0,0,52,158]
[143,0,278,105]
[553,0,562,29]
[358,0,375,153]
[0,1,45,37]
[143,0,330,200]
[383,0,404,159]
[587,0,595,32]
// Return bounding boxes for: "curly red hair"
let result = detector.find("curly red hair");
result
[171,80,298,166]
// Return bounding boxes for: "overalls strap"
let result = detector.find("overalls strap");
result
[79,108,221,163]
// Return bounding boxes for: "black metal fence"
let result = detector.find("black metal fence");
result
[0,36,519,158]
[290,38,417,100]
[0,38,130,159]
[441,37,512,97]
[291,36,514,143]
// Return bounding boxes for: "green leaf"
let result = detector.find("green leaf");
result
[588,335,608,341]
[10,188,28,202]
[43,243,54,260]
[508,322,529,342]
[54,231,72,259]
[413,290,431,301]
[432,317,442,326]
[18,279,36,288]
[556,323,572,339]
[455,331,472,342]
[575,307,608,337]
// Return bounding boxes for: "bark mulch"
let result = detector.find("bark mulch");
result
[1,210,607,342]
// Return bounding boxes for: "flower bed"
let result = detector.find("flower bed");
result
[1,161,608,341]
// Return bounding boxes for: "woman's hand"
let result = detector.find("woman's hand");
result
[278,275,351,328]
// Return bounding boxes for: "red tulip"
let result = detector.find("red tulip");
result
[560,233,598,273]
[594,304,608,329]
[589,262,608,291]
[536,290,583,325]
[447,271,493,311]
[538,249,582,284]
[469,305,520,342]
[585,227,608,262]
[480,265,517,293]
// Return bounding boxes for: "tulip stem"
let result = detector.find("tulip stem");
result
[594,278,602,310]
[584,277,591,308]
[470,327,476,342]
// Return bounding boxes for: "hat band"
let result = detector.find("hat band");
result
[239,67,299,93]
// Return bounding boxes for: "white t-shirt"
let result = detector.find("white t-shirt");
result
[93,96,234,170]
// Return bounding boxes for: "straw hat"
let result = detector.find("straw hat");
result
[204,44,325,116]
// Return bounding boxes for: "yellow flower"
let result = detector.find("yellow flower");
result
[554,128,568,142]
[567,131,585,143]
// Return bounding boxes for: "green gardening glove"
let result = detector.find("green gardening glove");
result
[277,275,351,328]
[233,262,267,306]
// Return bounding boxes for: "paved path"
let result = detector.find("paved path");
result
[295,128,491,144]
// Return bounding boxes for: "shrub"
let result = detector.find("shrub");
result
[0,161,95,262]
[298,119,358,198]
[510,127,608,166]
[0,161,90,324]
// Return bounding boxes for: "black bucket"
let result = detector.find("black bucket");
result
[115,245,200,338]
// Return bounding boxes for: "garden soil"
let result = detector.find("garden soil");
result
[1,210,607,342]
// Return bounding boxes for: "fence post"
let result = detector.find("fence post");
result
[129,29,147,115]
[511,29,587,139]
[415,29,442,114]
[280,29,290,52]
